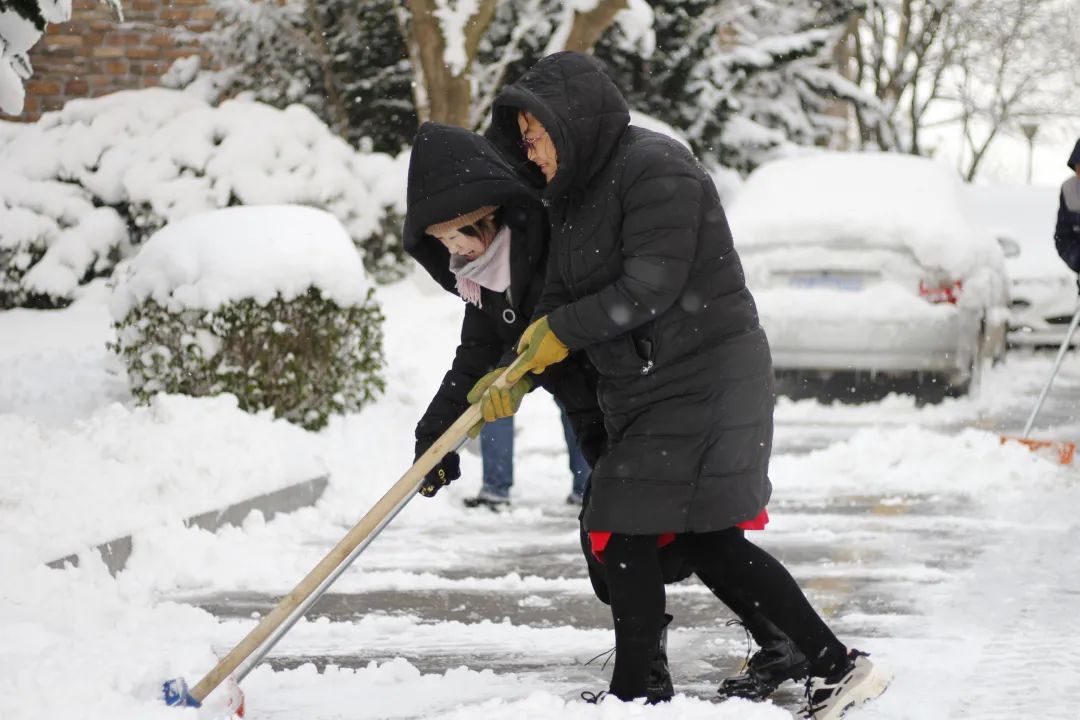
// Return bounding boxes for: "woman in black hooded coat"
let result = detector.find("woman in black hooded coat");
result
[402,122,605,483]
[482,52,890,716]
[404,121,810,703]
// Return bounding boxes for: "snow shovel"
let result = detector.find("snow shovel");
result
[999,287,1080,465]
[162,360,523,711]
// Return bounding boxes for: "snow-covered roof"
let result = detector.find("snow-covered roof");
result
[109,205,369,319]
[728,152,998,276]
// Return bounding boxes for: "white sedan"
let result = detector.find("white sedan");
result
[963,184,1079,349]
[727,152,1009,397]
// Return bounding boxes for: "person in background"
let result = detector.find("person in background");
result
[482,51,890,718]
[468,409,590,510]
[1054,138,1080,273]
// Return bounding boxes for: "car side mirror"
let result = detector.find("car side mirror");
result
[996,236,1021,258]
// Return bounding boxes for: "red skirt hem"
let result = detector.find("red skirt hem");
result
[588,508,769,562]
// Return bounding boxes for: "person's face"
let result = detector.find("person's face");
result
[518,111,557,183]
[432,215,497,261]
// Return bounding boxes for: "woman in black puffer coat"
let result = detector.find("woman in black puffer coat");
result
[484,52,889,713]
[403,122,605,484]
[405,121,808,704]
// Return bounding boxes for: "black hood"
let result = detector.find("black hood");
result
[490,52,630,201]
[403,122,538,293]
[1069,139,1080,171]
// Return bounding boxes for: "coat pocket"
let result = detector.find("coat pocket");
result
[586,333,652,378]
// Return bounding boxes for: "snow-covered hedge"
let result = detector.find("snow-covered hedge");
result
[0,88,408,308]
[0,172,128,308]
[109,205,385,431]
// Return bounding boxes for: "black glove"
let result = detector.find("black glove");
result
[417,450,460,498]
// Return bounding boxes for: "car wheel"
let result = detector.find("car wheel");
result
[946,320,987,398]
[990,317,1008,366]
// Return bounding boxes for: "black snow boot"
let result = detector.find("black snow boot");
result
[583,614,674,704]
[645,613,674,701]
[718,613,810,701]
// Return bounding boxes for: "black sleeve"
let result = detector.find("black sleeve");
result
[532,232,574,323]
[1055,191,1080,273]
[547,145,703,350]
[414,304,505,456]
[535,354,605,467]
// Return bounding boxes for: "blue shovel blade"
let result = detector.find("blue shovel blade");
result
[163,677,202,708]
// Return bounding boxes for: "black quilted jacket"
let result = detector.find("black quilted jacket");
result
[490,53,774,534]
[403,122,604,465]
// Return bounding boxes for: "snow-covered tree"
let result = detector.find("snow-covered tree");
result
[172,0,881,173]
[845,0,1080,178]
[399,0,652,129]
[187,0,323,114]
[600,0,877,172]
[0,0,123,115]
[844,0,961,153]
[949,0,1080,180]
[176,0,643,152]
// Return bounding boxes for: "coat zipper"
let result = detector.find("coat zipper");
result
[502,287,516,325]
[639,335,655,376]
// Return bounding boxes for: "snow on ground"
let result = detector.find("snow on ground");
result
[3,236,1080,718]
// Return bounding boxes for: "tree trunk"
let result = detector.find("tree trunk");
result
[405,0,496,128]
[562,0,628,53]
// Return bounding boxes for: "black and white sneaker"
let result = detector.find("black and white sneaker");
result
[803,649,890,719]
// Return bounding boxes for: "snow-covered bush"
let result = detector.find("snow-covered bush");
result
[109,205,385,431]
[0,172,128,308]
[0,88,409,308]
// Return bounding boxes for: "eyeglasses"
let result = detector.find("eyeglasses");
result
[519,132,542,153]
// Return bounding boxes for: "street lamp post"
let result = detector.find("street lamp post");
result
[1021,122,1040,185]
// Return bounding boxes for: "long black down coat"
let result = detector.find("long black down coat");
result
[490,52,774,535]
[403,122,604,466]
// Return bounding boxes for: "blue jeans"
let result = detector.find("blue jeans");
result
[479,406,591,499]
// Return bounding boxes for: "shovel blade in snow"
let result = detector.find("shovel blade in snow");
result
[163,677,202,707]
[164,674,246,716]
[1000,436,1077,465]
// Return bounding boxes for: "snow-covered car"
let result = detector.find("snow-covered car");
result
[963,184,1079,348]
[728,152,1009,396]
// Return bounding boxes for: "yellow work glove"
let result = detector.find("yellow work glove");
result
[508,315,569,383]
[466,367,534,437]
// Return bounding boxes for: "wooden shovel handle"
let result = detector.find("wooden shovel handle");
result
[187,359,528,703]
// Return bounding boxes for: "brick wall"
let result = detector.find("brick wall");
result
[11,0,217,121]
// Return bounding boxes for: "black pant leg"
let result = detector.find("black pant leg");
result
[602,533,666,700]
[678,528,846,676]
